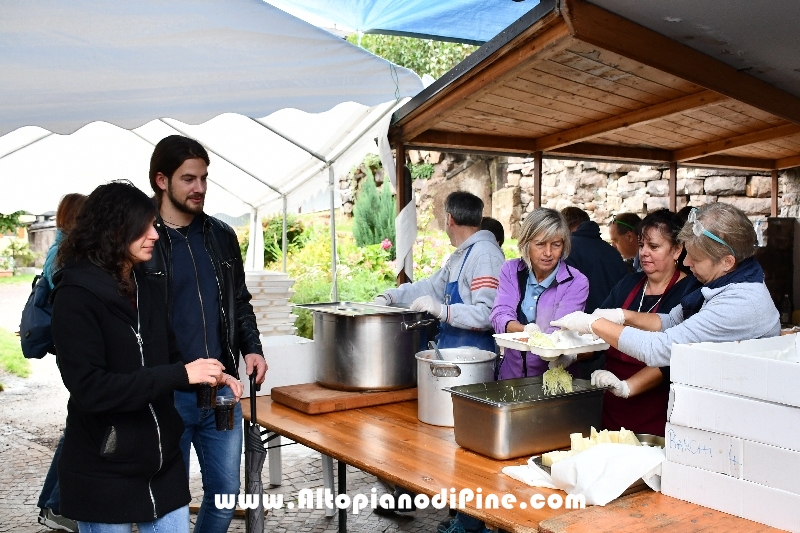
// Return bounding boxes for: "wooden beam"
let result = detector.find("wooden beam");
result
[407,130,535,154]
[547,142,671,163]
[533,151,543,209]
[395,143,408,286]
[683,155,776,171]
[673,123,800,162]
[775,154,800,170]
[772,169,779,217]
[393,15,571,142]
[531,90,728,152]
[561,0,800,126]
[669,162,677,212]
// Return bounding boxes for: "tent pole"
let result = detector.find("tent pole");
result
[395,143,408,285]
[329,166,338,301]
[282,196,288,273]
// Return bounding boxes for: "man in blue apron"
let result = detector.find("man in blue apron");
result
[375,191,504,350]
[373,192,504,524]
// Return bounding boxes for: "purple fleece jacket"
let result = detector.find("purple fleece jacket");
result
[491,258,589,379]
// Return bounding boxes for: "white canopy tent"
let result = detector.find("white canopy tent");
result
[0,0,423,282]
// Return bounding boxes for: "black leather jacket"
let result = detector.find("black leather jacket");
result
[140,213,263,376]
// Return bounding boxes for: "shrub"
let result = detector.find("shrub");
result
[410,162,435,180]
[352,175,396,259]
[262,214,305,265]
[1,240,36,269]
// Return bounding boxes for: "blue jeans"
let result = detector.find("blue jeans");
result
[38,433,64,513]
[174,387,242,533]
[77,505,189,533]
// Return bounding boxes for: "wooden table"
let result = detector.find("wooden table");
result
[242,397,782,533]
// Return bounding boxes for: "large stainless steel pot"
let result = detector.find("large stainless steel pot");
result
[416,348,497,427]
[296,302,436,391]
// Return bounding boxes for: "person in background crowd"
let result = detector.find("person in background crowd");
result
[553,203,780,371]
[142,135,267,533]
[37,193,87,533]
[609,212,642,271]
[51,181,227,532]
[676,205,694,225]
[480,216,505,248]
[560,206,630,379]
[579,209,695,435]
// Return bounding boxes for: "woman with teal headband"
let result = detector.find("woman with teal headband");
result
[550,203,780,367]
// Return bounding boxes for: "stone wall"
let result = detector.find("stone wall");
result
[498,157,800,239]
[339,150,800,239]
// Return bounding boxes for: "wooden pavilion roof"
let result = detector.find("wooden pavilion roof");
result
[389,0,800,171]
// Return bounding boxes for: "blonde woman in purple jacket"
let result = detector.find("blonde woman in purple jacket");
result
[491,208,589,379]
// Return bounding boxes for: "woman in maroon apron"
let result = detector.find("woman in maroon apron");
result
[593,209,697,436]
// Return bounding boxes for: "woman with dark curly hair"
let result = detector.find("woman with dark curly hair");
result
[52,181,227,532]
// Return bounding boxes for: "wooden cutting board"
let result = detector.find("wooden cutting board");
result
[271,382,417,414]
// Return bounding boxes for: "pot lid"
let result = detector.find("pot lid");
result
[295,301,419,317]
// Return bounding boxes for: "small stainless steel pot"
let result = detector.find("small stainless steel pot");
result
[415,348,497,427]
[296,302,436,391]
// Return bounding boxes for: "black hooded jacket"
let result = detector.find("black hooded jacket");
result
[565,221,630,313]
[51,259,191,523]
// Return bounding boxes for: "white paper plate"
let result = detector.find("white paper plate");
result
[493,332,609,361]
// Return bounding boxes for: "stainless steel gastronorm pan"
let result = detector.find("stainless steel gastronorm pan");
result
[446,377,605,460]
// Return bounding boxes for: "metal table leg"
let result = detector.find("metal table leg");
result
[322,454,335,517]
[338,460,347,533]
[267,432,282,486]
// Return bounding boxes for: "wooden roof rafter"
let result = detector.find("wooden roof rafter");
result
[391,0,800,173]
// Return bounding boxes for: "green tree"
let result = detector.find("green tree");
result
[0,211,23,234]
[347,34,477,79]
[352,175,395,259]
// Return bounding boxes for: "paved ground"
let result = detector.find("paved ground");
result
[0,280,450,533]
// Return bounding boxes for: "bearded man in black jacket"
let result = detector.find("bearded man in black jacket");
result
[142,135,267,533]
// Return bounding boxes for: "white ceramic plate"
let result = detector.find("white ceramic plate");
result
[493,332,609,361]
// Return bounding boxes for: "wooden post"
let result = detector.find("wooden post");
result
[533,151,543,209]
[395,143,408,285]
[772,169,779,217]
[669,161,678,212]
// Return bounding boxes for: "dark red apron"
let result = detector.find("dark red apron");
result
[602,271,680,436]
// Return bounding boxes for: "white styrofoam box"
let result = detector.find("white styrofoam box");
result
[743,440,800,496]
[258,324,297,337]
[249,286,294,296]
[245,270,289,280]
[665,423,743,478]
[246,279,295,289]
[662,460,800,533]
[253,310,293,320]
[671,334,800,407]
[239,335,315,397]
[668,384,800,453]
[250,299,290,308]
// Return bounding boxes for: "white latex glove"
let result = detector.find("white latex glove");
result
[591,308,625,325]
[523,323,541,334]
[591,369,630,398]
[410,295,445,320]
[550,311,599,336]
[548,353,578,370]
[373,294,389,306]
